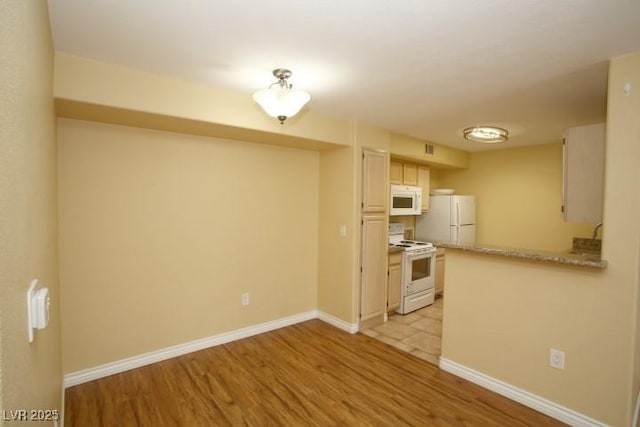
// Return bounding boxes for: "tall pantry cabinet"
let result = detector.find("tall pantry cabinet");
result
[360,149,388,329]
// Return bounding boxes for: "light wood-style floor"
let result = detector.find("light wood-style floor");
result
[65,320,565,426]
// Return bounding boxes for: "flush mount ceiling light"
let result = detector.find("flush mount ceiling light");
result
[463,126,509,143]
[253,68,311,124]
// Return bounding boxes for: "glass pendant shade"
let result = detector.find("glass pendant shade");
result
[253,69,310,124]
[253,86,310,123]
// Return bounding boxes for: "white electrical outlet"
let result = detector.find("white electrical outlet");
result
[550,348,565,370]
[241,292,250,306]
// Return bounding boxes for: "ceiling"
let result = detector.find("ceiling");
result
[47,0,640,152]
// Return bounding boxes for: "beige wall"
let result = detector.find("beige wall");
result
[0,0,62,418]
[441,52,640,426]
[437,143,595,252]
[429,168,442,191]
[317,121,390,325]
[318,146,357,322]
[58,119,320,373]
[608,52,640,424]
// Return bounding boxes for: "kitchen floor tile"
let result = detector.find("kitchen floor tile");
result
[402,331,441,353]
[387,311,424,324]
[388,341,415,353]
[361,296,444,366]
[417,298,443,319]
[408,317,443,335]
[372,321,419,340]
[374,335,402,347]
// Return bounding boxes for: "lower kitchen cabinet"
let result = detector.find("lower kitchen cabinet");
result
[387,251,402,312]
[360,215,388,324]
[435,247,445,296]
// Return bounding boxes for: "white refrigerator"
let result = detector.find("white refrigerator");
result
[416,195,476,244]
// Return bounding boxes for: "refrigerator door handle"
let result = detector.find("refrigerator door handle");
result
[456,202,461,226]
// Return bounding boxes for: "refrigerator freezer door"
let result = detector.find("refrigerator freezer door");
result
[451,224,476,244]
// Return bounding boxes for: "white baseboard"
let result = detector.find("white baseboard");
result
[316,310,359,334]
[63,310,358,388]
[439,358,605,427]
[64,310,317,388]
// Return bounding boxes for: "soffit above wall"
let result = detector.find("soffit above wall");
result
[53,53,353,151]
[55,99,342,152]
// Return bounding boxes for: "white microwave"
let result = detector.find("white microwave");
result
[390,185,422,216]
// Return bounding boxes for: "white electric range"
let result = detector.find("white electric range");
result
[389,223,436,314]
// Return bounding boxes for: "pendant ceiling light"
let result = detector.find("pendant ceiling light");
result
[253,68,311,124]
[463,126,509,143]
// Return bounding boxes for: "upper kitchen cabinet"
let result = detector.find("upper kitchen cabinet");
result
[390,159,418,185]
[562,123,606,223]
[390,160,403,185]
[363,150,389,213]
[402,163,418,185]
[390,159,430,211]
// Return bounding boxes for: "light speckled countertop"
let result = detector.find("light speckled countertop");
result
[433,242,607,269]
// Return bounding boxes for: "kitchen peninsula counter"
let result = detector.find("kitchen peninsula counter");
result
[434,242,607,269]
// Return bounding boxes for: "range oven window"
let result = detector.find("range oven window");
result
[411,256,431,281]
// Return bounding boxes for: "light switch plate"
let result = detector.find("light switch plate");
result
[27,279,50,343]
[33,288,50,329]
[27,279,38,343]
